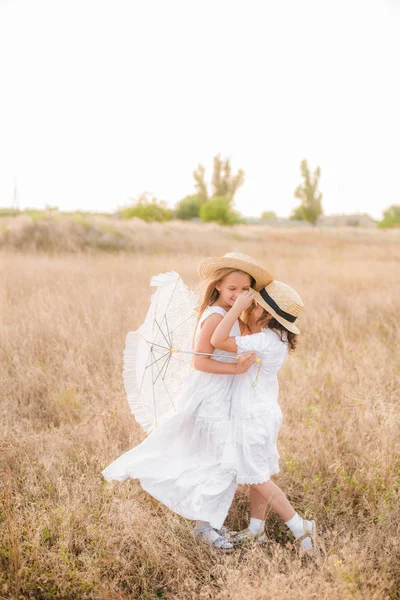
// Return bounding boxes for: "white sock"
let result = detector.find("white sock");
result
[194,520,220,542]
[248,517,265,535]
[285,513,313,551]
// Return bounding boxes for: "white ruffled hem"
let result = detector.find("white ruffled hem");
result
[236,465,280,485]
[141,479,237,530]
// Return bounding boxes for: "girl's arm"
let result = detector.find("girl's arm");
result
[211,291,255,353]
[193,313,256,374]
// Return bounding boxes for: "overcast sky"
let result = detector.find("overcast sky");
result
[1,0,399,219]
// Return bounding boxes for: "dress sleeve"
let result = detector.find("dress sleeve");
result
[235,330,289,354]
[234,332,267,353]
[236,330,289,372]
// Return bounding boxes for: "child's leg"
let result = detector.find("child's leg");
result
[250,486,268,519]
[251,480,295,522]
[250,481,315,551]
[246,486,268,535]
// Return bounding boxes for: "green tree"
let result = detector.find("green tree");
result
[199,196,242,225]
[378,204,400,228]
[290,205,307,221]
[193,164,208,203]
[193,154,245,202]
[211,154,245,200]
[261,210,277,221]
[120,193,173,222]
[291,159,323,225]
[175,194,204,220]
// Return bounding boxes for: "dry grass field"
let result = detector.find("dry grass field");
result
[1,218,399,599]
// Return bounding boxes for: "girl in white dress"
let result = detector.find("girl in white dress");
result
[102,253,273,551]
[211,281,318,554]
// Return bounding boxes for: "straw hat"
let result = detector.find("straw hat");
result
[198,252,273,291]
[250,280,304,334]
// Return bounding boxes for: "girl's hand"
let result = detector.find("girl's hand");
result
[233,290,256,312]
[235,352,257,374]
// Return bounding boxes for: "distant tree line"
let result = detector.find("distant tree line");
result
[119,154,399,226]
[120,155,328,226]
[5,156,396,228]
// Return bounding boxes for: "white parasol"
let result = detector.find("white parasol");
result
[123,271,243,434]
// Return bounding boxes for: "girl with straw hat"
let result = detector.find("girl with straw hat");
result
[103,253,272,552]
[210,281,318,556]
[189,252,273,549]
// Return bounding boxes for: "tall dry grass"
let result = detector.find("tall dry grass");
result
[0,222,399,599]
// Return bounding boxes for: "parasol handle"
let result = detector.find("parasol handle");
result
[168,347,261,363]
[235,356,261,364]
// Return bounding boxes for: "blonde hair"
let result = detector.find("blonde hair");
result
[193,268,255,346]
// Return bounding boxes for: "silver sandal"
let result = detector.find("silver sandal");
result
[215,526,233,539]
[296,519,319,558]
[194,525,235,552]
[229,527,267,546]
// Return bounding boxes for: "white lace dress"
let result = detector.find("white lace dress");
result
[221,328,289,485]
[102,306,240,529]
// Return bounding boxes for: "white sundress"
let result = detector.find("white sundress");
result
[102,305,241,529]
[221,328,290,485]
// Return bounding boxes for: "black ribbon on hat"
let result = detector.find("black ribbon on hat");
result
[259,288,297,323]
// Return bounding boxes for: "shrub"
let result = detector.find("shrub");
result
[120,194,173,222]
[261,210,277,221]
[175,195,203,220]
[378,204,400,228]
[0,208,19,217]
[199,196,242,225]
